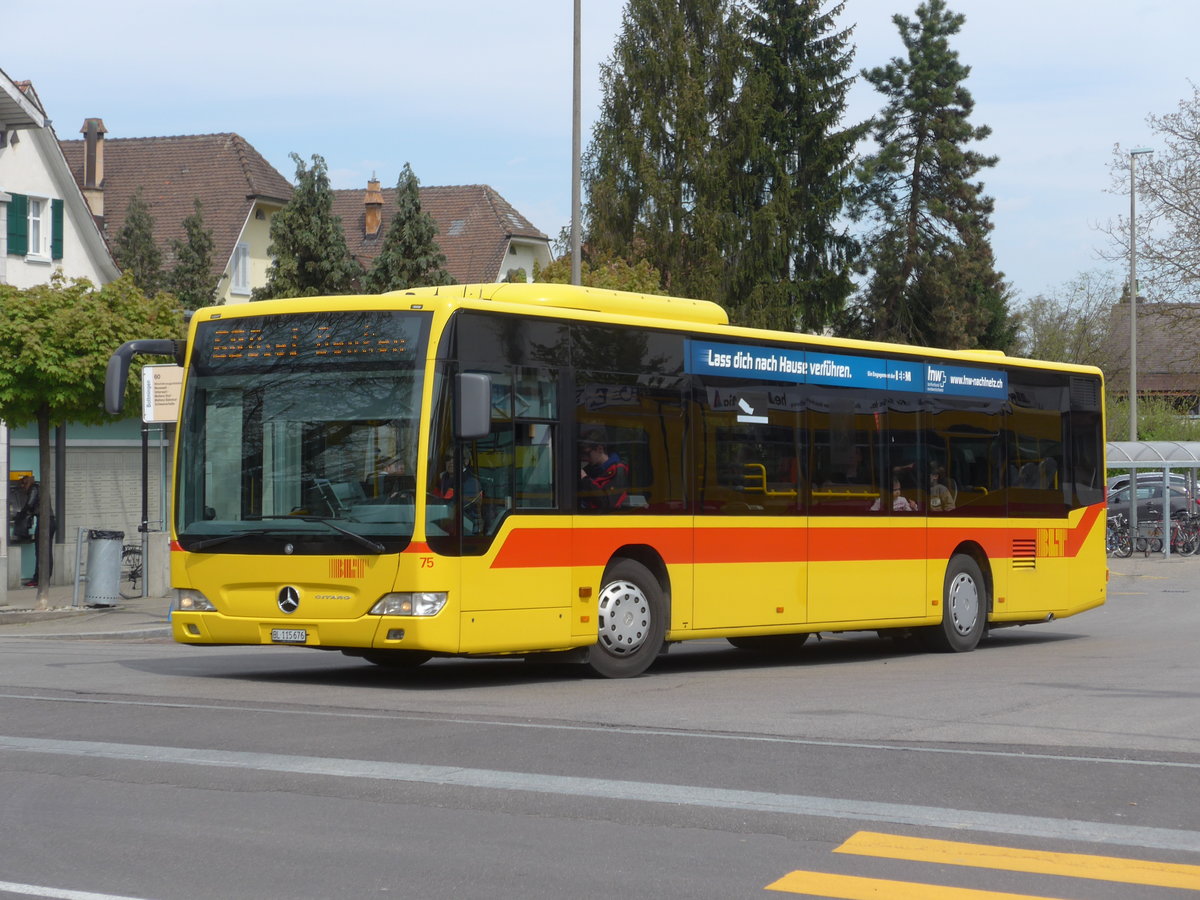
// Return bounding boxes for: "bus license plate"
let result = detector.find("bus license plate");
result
[271,628,307,644]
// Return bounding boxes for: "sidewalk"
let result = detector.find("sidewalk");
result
[0,581,172,640]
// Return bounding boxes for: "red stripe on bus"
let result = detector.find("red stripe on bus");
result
[1067,503,1104,555]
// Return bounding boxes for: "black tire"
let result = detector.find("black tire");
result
[346,649,433,669]
[727,633,810,653]
[588,558,666,678]
[923,554,987,653]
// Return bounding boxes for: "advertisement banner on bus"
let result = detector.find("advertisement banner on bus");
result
[685,340,1007,400]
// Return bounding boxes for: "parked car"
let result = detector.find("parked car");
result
[1107,483,1197,522]
[1107,472,1195,495]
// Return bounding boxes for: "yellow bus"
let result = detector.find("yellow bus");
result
[105,283,1106,678]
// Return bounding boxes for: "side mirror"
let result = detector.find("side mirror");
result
[456,372,492,440]
[105,339,183,414]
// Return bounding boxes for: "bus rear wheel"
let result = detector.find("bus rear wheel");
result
[588,558,666,678]
[923,554,987,653]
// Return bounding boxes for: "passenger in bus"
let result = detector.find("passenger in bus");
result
[929,465,956,512]
[579,429,629,509]
[871,478,918,512]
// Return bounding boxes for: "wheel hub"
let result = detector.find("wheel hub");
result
[597,579,650,656]
[947,572,979,635]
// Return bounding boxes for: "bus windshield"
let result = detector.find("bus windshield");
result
[175,309,431,554]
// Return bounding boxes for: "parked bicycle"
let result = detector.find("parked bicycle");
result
[119,543,143,600]
[1107,513,1132,558]
[1170,511,1200,556]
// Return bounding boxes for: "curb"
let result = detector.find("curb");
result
[1,626,172,640]
[0,608,91,626]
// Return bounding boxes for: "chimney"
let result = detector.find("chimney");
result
[80,117,107,220]
[364,177,383,237]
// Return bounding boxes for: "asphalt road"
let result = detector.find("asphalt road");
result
[0,554,1197,899]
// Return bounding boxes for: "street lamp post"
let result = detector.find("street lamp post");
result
[570,0,582,286]
[1129,147,1153,442]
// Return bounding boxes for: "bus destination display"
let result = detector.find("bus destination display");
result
[194,311,426,369]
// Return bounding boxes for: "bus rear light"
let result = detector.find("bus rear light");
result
[370,592,447,617]
[177,589,217,612]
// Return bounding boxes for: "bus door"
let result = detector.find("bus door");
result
[807,394,926,624]
[429,367,574,654]
[691,384,808,630]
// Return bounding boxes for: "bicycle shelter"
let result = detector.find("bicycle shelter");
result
[1106,441,1200,557]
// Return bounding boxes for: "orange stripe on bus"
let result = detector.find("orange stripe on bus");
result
[488,503,1105,570]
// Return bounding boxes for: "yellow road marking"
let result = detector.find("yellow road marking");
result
[765,869,1067,899]
[836,831,1200,891]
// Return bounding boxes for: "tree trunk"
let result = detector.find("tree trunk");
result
[35,405,52,609]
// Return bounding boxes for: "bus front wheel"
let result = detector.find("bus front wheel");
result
[347,649,433,669]
[588,558,666,678]
[924,554,987,653]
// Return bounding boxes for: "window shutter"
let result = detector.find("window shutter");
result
[51,198,64,260]
[7,192,28,256]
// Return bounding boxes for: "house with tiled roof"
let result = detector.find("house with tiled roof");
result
[60,128,294,304]
[0,72,118,288]
[332,179,552,284]
[1,72,127,591]
[62,125,553,300]
[1105,302,1200,410]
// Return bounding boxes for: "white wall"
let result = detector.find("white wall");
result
[0,126,116,288]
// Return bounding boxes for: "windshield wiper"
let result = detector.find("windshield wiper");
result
[189,529,271,552]
[246,515,386,554]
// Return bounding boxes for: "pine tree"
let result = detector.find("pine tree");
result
[253,153,360,300]
[850,0,1013,350]
[363,163,454,292]
[165,198,218,310]
[733,0,864,332]
[584,0,740,304]
[113,187,162,295]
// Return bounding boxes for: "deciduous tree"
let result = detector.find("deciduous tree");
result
[534,251,664,294]
[1015,270,1120,367]
[0,274,183,605]
[1101,85,1200,303]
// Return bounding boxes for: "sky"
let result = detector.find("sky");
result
[5,0,1198,305]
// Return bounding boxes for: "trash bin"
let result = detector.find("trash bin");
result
[85,530,124,607]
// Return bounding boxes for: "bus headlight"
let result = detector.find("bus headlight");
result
[370,592,447,617]
[177,589,217,612]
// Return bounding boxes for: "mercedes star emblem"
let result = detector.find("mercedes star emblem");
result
[277,586,300,614]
